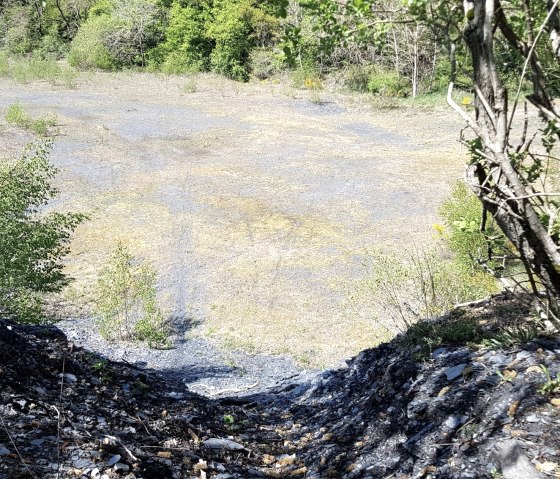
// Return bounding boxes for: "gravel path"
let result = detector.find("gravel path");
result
[57,317,318,398]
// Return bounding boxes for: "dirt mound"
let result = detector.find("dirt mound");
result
[1,297,559,479]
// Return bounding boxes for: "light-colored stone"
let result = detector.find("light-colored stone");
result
[493,439,543,479]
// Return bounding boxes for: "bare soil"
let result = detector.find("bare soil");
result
[0,72,465,367]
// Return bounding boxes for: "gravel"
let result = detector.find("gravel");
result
[57,317,317,398]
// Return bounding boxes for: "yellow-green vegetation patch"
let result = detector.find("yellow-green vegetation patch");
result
[5,103,57,136]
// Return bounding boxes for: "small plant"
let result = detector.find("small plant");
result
[5,103,57,137]
[94,242,169,347]
[404,317,483,351]
[538,365,560,395]
[223,414,235,425]
[483,325,540,349]
[3,55,77,88]
[0,141,86,323]
[183,75,197,93]
[92,359,111,382]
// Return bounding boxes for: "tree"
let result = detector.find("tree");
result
[274,0,560,320]
[420,0,560,318]
[0,141,86,323]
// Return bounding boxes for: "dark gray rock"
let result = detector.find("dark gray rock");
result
[445,364,467,381]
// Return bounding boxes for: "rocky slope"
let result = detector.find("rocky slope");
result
[1,295,559,479]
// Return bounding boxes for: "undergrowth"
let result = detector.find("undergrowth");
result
[0,53,77,88]
[5,103,57,136]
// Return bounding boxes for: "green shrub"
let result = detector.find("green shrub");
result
[36,25,69,60]
[88,0,115,17]
[354,247,499,332]
[68,14,120,70]
[291,65,323,90]
[95,242,168,347]
[438,180,513,274]
[205,0,278,81]
[5,103,58,137]
[0,5,38,55]
[207,0,255,81]
[367,68,408,96]
[340,64,374,92]
[0,54,77,88]
[150,1,211,74]
[0,141,86,323]
[0,52,9,76]
[249,47,281,79]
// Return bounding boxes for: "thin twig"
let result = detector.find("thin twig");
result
[504,192,560,201]
[103,435,139,462]
[56,355,66,479]
[448,82,483,136]
[509,0,560,130]
[0,415,37,479]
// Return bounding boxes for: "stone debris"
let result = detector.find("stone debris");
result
[1,293,559,479]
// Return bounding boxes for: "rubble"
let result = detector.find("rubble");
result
[1,294,559,478]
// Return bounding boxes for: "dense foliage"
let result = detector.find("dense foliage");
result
[0,142,85,323]
[0,0,282,81]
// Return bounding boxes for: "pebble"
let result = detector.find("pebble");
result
[445,415,468,429]
[203,438,245,451]
[114,463,130,473]
[526,414,540,423]
[107,454,121,466]
[445,364,467,381]
[0,445,10,456]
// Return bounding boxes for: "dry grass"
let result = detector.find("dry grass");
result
[0,72,465,367]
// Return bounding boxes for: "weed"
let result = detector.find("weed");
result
[353,246,498,334]
[482,325,540,349]
[223,414,235,425]
[403,317,482,351]
[4,55,77,88]
[309,92,323,104]
[538,365,560,395]
[92,359,111,382]
[183,76,197,93]
[5,103,57,137]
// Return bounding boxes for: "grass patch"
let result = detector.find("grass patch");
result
[5,103,57,136]
[182,75,198,93]
[400,294,549,355]
[0,54,77,88]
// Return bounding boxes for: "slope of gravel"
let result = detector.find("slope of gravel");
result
[2,295,559,479]
[57,317,318,398]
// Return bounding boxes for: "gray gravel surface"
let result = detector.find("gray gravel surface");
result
[57,317,319,398]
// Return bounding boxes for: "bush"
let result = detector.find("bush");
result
[0,5,38,55]
[438,180,513,274]
[150,1,211,74]
[367,68,408,96]
[68,14,120,70]
[354,246,499,332]
[340,64,374,92]
[249,47,281,79]
[0,54,77,88]
[95,242,168,347]
[291,65,323,90]
[206,0,278,81]
[0,142,86,323]
[206,0,254,81]
[5,103,58,136]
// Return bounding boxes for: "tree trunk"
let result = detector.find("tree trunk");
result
[462,0,560,299]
